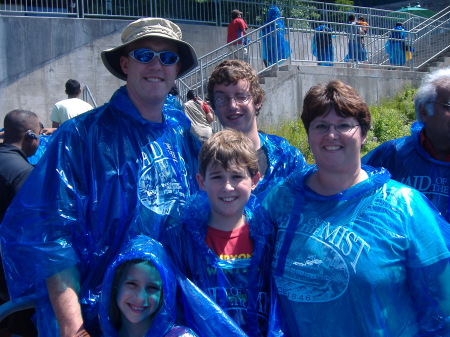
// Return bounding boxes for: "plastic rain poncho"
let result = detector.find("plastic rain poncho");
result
[99,235,198,336]
[161,192,277,336]
[256,132,306,196]
[363,122,450,222]
[0,86,200,335]
[28,134,53,165]
[262,165,450,336]
[386,24,408,66]
[260,6,291,66]
[312,25,334,66]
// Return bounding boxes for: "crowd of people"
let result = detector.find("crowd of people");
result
[225,7,413,68]
[0,12,449,337]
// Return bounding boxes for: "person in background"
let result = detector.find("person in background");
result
[356,16,368,62]
[345,14,358,63]
[262,79,450,336]
[183,90,214,142]
[313,23,334,66]
[363,67,450,222]
[161,129,276,336]
[0,109,41,337]
[164,84,183,111]
[260,6,290,67]
[226,9,249,61]
[386,22,409,66]
[207,59,306,195]
[0,17,201,336]
[51,79,93,128]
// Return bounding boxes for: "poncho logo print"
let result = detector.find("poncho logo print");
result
[274,215,370,303]
[138,140,189,215]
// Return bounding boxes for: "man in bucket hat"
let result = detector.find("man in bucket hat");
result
[0,18,202,336]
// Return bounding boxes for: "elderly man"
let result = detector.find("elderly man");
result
[207,59,306,195]
[363,67,450,221]
[0,18,201,336]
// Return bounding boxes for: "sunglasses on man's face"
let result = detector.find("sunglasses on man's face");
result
[128,49,180,66]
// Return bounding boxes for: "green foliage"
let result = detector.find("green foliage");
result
[265,87,416,164]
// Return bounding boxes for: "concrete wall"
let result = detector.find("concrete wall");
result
[258,65,423,129]
[0,16,225,128]
[0,16,425,130]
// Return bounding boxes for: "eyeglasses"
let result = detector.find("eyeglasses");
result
[310,122,360,134]
[128,49,180,66]
[214,93,252,107]
[430,101,450,110]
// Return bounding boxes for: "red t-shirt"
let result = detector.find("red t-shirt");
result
[227,18,248,44]
[205,222,253,259]
[420,129,450,162]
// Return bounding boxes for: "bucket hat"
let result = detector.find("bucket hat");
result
[101,17,198,81]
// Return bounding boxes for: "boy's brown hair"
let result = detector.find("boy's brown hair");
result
[207,60,265,114]
[198,129,259,177]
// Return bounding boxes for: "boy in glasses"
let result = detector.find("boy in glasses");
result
[207,59,306,195]
[0,18,201,336]
[363,66,450,222]
[162,129,277,336]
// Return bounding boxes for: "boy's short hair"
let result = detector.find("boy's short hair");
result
[207,60,265,114]
[198,129,259,178]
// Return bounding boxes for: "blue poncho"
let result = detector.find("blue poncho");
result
[0,86,201,335]
[99,236,198,336]
[256,132,306,195]
[363,122,450,222]
[100,235,246,337]
[263,165,450,336]
[312,24,334,66]
[260,6,291,66]
[161,192,278,336]
[386,25,408,66]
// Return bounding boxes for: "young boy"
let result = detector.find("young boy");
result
[161,129,275,336]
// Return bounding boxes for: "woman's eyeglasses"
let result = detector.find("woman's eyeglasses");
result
[128,49,180,66]
[310,123,360,134]
[214,93,252,107]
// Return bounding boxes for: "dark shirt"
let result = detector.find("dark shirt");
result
[0,143,33,222]
[257,147,269,178]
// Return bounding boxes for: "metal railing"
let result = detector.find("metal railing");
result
[0,0,429,29]
[82,85,98,108]
[177,11,450,100]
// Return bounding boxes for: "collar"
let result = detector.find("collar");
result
[420,129,450,162]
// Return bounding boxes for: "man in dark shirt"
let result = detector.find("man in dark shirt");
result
[0,109,40,337]
[0,109,41,221]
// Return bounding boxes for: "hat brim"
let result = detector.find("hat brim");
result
[101,34,198,81]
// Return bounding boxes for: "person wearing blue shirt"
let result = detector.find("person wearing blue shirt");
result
[0,18,200,337]
[206,59,306,195]
[363,67,450,222]
[263,79,450,336]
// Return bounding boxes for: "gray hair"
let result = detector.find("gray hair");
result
[414,67,450,121]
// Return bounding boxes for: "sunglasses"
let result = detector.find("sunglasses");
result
[128,49,180,66]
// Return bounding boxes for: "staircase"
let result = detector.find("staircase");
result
[176,4,450,100]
